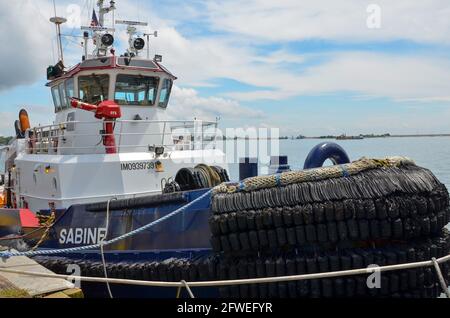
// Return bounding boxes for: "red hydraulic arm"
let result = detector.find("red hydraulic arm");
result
[70,99,122,154]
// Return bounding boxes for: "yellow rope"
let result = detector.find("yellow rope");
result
[195,164,222,187]
[31,212,56,251]
[213,156,415,194]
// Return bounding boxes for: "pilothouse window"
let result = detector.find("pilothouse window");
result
[79,75,109,104]
[51,86,62,112]
[59,83,68,109]
[65,78,75,105]
[159,79,172,108]
[114,75,159,106]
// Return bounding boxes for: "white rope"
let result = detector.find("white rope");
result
[180,280,195,299]
[101,197,117,299]
[432,257,450,298]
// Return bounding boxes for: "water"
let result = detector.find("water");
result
[228,136,450,190]
[0,146,6,174]
[1,137,449,189]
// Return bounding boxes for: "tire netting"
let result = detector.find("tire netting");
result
[212,164,443,213]
[32,230,450,298]
[209,159,449,254]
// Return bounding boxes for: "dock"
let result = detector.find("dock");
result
[0,248,83,298]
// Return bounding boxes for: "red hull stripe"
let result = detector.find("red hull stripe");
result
[19,209,39,228]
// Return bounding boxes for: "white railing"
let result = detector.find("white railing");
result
[25,119,219,155]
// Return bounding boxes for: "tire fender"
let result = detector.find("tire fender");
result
[304,142,350,169]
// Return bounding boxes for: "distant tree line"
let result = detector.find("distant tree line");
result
[0,136,13,145]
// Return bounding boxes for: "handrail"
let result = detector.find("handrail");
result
[28,143,216,151]
[25,119,219,155]
[28,119,218,131]
[28,131,217,138]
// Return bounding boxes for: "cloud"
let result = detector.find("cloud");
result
[141,14,450,104]
[3,1,450,104]
[224,52,450,102]
[0,1,55,91]
[206,0,450,44]
[167,86,264,121]
[1,0,450,137]
[0,104,54,136]
[0,112,17,136]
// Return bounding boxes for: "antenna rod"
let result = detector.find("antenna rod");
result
[144,31,158,60]
[146,33,150,59]
[57,23,63,61]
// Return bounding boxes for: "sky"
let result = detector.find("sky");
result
[0,0,449,136]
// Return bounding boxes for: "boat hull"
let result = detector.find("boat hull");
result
[23,188,218,298]
[39,188,213,252]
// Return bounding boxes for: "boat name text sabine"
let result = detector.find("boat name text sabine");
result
[59,228,107,245]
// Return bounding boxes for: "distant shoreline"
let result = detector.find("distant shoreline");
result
[385,134,450,138]
[229,134,450,140]
[282,134,450,140]
[304,134,450,139]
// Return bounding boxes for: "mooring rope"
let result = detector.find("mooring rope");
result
[0,190,212,258]
[31,211,56,251]
[101,197,117,299]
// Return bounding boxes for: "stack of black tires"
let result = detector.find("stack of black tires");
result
[172,165,230,192]
[209,162,450,298]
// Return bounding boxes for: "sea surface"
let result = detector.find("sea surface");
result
[1,137,449,190]
[227,136,450,190]
[0,146,6,174]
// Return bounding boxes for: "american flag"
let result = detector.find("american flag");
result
[90,9,100,27]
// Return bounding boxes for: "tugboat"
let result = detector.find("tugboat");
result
[0,1,449,299]
[0,1,230,297]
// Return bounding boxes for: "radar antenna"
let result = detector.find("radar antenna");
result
[50,16,67,64]
[116,20,149,57]
[49,0,67,64]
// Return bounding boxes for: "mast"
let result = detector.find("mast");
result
[80,0,116,59]
[49,0,67,64]
[98,0,116,27]
[144,31,158,59]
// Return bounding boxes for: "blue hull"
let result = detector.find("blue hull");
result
[40,189,213,252]
[34,189,219,298]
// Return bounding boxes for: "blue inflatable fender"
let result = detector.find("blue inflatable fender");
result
[303,142,350,169]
